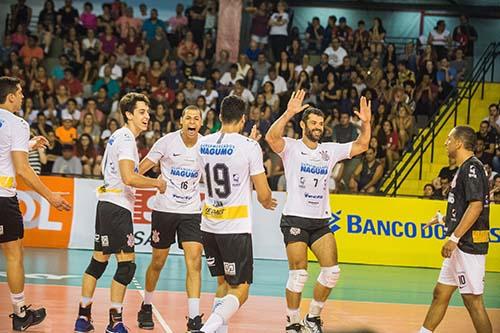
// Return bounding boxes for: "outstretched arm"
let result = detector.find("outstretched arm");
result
[265,90,310,154]
[350,96,371,157]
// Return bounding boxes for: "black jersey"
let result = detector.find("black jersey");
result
[445,156,490,255]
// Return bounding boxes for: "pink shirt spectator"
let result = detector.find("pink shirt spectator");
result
[116,16,143,39]
[80,12,97,30]
[11,32,27,48]
[168,15,188,32]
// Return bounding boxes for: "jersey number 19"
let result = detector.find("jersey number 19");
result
[205,163,231,199]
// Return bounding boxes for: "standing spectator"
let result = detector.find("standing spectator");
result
[168,3,188,46]
[116,7,142,40]
[139,3,149,21]
[305,17,324,54]
[436,57,457,99]
[57,0,79,34]
[450,48,467,81]
[247,1,269,50]
[10,0,32,33]
[336,17,353,50]
[19,36,44,67]
[38,0,57,29]
[204,0,217,33]
[142,8,166,42]
[56,114,78,144]
[52,144,82,175]
[428,20,451,61]
[353,20,369,55]
[80,2,97,30]
[268,1,289,62]
[322,15,337,51]
[324,38,347,68]
[185,0,206,47]
[453,15,478,75]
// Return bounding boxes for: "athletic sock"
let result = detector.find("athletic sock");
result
[188,298,200,318]
[308,299,325,318]
[419,327,432,333]
[286,308,301,324]
[10,292,25,317]
[202,294,240,333]
[111,303,123,313]
[80,296,92,308]
[213,297,227,333]
[144,291,154,305]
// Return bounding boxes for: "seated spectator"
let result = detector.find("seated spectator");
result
[294,70,311,93]
[398,42,418,73]
[422,183,435,199]
[99,54,123,80]
[213,49,232,75]
[151,78,175,105]
[75,133,101,176]
[19,35,44,67]
[436,57,457,99]
[396,61,416,86]
[116,6,142,39]
[305,16,324,54]
[41,130,62,174]
[363,58,384,89]
[31,112,53,138]
[80,2,97,30]
[200,78,219,109]
[114,43,130,70]
[243,68,259,95]
[450,48,467,81]
[11,24,28,49]
[122,27,141,56]
[56,115,78,144]
[191,59,208,89]
[77,113,101,145]
[147,60,163,89]
[51,55,70,82]
[436,157,458,182]
[332,113,358,143]
[369,17,386,43]
[349,148,384,193]
[313,53,335,86]
[236,54,251,78]
[177,30,199,62]
[484,103,500,133]
[195,96,210,122]
[415,73,439,120]
[93,65,120,99]
[60,68,83,99]
[253,52,271,82]
[148,27,170,63]
[99,25,118,55]
[243,104,271,138]
[245,39,261,62]
[80,59,99,98]
[220,64,243,88]
[319,71,341,112]
[230,79,255,108]
[432,176,451,200]
[19,96,39,125]
[183,79,201,105]
[294,54,314,79]
[490,174,500,204]
[379,120,399,170]
[324,38,347,68]
[162,59,185,91]
[82,97,106,127]
[336,17,353,49]
[52,144,82,175]
[475,138,493,166]
[262,67,288,96]
[171,91,187,120]
[200,31,216,65]
[181,52,196,78]
[262,81,280,114]
[477,120,496,154]
[61,98,81,126]
[200,109,221,135]
[392,104,415,150]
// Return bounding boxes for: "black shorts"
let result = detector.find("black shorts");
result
[150,211,202,249]
[0,196,24,243]
[280,215,332,247]
[202,232,253,286]
[94,201,134,255]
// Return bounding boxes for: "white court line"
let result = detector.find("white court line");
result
[132,278,173,333]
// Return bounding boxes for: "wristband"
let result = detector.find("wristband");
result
[449,233,460,244]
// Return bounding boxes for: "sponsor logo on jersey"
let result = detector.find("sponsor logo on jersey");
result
[200,143,235,156]
[300,163,328,175]
[170,167,199,178]
[224,262,236,276]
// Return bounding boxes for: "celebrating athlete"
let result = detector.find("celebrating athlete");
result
[74,93,166,333]
[136,105,205,331]
[0,76,71,331]
[420,126,492,333]
[265,89,371,332]
[190,95,277,333]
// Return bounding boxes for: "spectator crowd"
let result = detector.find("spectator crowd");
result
[3,0,493,198]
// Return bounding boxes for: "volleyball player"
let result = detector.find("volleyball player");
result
[74,93,166,333]
[420,126,492,333]
[0,76,71,331]
[265,90,371,332]
[136,105,205,331]
[189,95,277,333]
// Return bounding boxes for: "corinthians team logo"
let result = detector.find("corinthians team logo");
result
[127,233,135,247]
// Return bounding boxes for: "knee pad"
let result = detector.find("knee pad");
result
[113,261,136,286]
[317,265,340,289]
[85,258,108,279]
[286,269,309,293]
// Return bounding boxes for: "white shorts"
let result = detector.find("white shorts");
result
[437,248,486,295]
[251,34,268,44]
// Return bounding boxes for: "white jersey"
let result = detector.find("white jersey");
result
[98,127,139,212]
[146,130,202,214]
[279,138,352,219]
[0,108,30,197]
[198,132,265,234]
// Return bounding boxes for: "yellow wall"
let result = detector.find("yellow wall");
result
[308,194,500,272]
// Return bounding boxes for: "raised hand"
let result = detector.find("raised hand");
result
[29,136,49,150]
[249,124,262,141]
[286,89,310,116]
[355,96,372,123]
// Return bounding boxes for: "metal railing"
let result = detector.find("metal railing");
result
[379,41,499,196]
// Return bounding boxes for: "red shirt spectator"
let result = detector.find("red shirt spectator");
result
[59,69,83,97]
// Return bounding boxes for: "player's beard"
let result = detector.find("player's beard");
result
[304,126,323,142]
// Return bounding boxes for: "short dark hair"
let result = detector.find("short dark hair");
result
[489,103,498,110]
[0,76,21,104]
[119,92,150,124]
[302,107,325,122]
[220,95,245,124]
[181,105,202,117]
[452,125,476,151]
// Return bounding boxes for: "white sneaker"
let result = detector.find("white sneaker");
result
[301,315,323,333]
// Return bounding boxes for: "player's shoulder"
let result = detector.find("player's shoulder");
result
[0,109,27,129]
[461,156,486,178]
[111,127,134,144]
